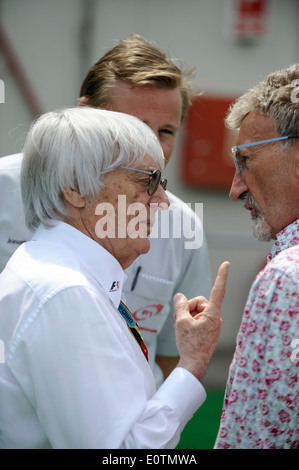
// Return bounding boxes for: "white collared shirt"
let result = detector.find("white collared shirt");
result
[0,221,206,449]
[0,154,212,388]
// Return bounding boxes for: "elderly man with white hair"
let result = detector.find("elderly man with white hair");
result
[0,107,229,449]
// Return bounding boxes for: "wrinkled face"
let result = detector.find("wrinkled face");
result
[105,82,182,162]
[229,112,299,240]
[81,153,169,269]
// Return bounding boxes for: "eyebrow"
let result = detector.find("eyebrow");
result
[235,143,262,156]
[236,146,253,155]
[123,167,155,177]
[137,167,156,173]
[162,123,178,130]
[143,119,179,131]
[235,136,297,151]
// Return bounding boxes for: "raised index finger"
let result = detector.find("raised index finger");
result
[207,261,230,316]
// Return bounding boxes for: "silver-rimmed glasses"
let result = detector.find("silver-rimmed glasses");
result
[119,166,167,196]
[232,135,299,174]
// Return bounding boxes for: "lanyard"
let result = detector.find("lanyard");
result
[118,301,148,361]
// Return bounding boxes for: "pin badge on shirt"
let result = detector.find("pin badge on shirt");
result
[109,281,120,292]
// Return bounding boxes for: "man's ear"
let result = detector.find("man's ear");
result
[78,96,90,107]
[63,186,86,208]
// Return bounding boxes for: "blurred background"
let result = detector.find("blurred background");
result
[0,0,298,448]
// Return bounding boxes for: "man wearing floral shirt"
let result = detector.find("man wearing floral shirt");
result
[215,63,299,449]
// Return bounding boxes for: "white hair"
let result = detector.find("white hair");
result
[21,107,165,231]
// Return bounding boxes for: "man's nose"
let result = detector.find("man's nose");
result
[150,183,170,208]
[229,171,248,201]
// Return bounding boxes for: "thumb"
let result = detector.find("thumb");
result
[173,293,189,319]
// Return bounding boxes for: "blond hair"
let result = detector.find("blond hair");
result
[80,34,195,122]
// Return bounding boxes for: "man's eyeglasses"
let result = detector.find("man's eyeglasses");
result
[232,135,299,174]
[119,166,167,196]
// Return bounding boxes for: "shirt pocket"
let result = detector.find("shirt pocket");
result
[122,271,175,341]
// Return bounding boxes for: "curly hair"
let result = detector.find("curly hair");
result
[226,63,299,147]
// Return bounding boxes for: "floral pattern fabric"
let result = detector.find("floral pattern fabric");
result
[214,219,299,449]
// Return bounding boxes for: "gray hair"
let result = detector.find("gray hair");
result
[226,63,299,148]
[21,107,165,231]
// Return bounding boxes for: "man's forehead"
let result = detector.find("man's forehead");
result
[237,112,277,145]
[107,82,182,118]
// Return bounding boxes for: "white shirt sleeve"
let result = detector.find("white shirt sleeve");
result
[8,284,205,449]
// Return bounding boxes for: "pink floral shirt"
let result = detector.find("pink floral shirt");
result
[215,220,299,449]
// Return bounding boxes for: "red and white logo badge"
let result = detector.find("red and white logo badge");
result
[109,280,120,292]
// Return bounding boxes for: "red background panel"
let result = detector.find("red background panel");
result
[181,95,238,190]
[232,0,268,38]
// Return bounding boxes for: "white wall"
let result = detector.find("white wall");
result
[0,0,298,387]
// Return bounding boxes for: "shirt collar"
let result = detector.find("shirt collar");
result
[33,221,125,308]
[267,219,299,263]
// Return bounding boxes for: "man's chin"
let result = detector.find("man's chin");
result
[252,217,272,242]
[131,237,151,256]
